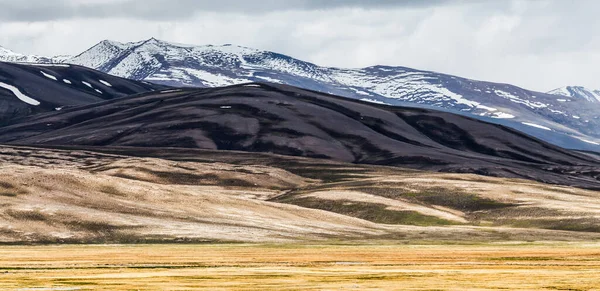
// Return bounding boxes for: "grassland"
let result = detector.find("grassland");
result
[1,145,600,243]
[1,146,600,290]
[0,243,599,290]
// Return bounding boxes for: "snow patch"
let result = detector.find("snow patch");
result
[491,112,515,119]
[522,122,552,131]
[31,63,70,67]
[182,68,251,86]
[95,89,103,94]
[475,104,497,112]
[0,81,40,105]
[159,89,182,93]
[99,80,112,87]
[349,87,371,96]
[574,137,600,145]
[494,90,547,109]
[82,81,93,88]
[254,75,283,84]
[360,98,390,105]
[40,71,58,81]
[63,79,72,84]
[548,108,568,116]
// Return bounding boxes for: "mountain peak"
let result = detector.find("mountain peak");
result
[94,39,133,51]
[142,37,161,44]
[547,86,600,103]
[0,45,20,56]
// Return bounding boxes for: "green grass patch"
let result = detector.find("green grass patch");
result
[99,185,127,196]
[0,191,18,197]
[358,186,516,212]
[0,181,28,197]
[6,209,48,221]
[283,197,459,226]
[64,220,123,233]
[492,217,600,233]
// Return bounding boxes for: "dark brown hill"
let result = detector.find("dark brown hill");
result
[0,83,598,189]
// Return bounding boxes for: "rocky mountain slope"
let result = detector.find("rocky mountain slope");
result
[61,38,600,151]
[0,61,164,123]
[548,86,600,103]
[1,83,598,189]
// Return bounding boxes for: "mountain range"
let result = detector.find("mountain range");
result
[1,38,599,151]
[0,45,69,64]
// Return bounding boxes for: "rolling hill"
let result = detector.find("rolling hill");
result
[0,82,598,189]
[0,61,165,123]
[1,144,599,244]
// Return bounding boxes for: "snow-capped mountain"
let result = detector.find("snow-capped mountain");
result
[64,38,600,150]
[548,86,600,103]
[2,38,600,151]
[0,45,68,64]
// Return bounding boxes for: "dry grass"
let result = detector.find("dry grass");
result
[1,145,600,243]
[0,181,28,197]
[276,173,600,233]
[0,243,599,290]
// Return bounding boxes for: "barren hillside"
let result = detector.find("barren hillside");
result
[1,145,599,244]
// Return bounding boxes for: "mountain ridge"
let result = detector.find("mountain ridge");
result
[548,86,600,103]
[2,38,599,151]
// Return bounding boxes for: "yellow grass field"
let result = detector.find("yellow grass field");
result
[0,243,599,290]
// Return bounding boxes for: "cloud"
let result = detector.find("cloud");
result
[0,0,450,21]
[0,0,598,92]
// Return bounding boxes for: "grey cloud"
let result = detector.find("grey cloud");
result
[0,0,451,22]
[1,0,599,91]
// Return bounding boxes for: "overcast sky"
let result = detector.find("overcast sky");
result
[0,0,598,92]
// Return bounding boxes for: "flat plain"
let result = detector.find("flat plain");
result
[1,243,599,290]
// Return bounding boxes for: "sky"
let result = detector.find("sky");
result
[0,0,598,92]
